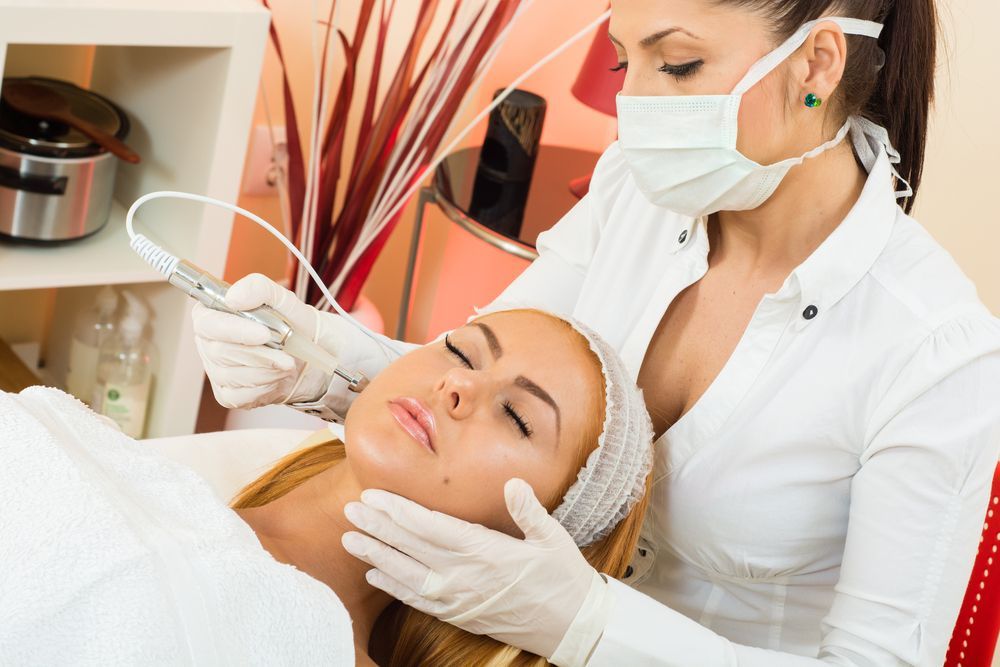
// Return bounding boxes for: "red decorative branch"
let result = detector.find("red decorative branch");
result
[264,0,522,312]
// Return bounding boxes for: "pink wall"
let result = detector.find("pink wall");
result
[457,0,617,150]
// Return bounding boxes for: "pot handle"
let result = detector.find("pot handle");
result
[0,165,68,195]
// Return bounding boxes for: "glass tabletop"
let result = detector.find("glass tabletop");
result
[432,145,602,257]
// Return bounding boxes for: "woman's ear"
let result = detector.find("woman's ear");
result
[798,22,849,105]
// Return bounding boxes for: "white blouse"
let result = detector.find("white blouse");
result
[487,142,1000,665]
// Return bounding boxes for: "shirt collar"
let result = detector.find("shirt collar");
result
[787,148,899,321]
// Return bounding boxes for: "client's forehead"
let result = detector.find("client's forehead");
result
[468,311,571,354]
[472,309,566,335]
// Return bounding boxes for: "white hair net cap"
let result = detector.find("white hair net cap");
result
[550,316,654,547]
[472,305,654,547]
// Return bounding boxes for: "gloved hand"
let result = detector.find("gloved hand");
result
[192,273,331,409]
[340,478,607,663]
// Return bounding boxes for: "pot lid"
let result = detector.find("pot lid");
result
[0,76,128,157]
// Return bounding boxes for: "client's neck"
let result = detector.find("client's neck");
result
[234,462,392,651]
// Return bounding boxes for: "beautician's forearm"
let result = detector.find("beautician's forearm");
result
[578,581,837,666]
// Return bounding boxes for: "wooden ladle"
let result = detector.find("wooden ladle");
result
[1,81,141,164]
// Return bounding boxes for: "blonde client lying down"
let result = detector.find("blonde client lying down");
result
[0,308,653,666]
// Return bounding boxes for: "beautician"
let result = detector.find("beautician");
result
[193,0,1000,664]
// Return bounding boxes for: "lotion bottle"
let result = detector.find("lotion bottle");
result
[93,291,155,438]
[66,286,118,404]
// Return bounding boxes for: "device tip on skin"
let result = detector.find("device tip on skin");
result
[341,371,369,394]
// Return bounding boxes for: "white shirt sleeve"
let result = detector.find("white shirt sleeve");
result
[485,142,630,316]
[578,315,1000,666]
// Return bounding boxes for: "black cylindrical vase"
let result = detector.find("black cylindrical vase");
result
[467,89,546,238]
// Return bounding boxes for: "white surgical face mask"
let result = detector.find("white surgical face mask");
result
[616,17,884,218]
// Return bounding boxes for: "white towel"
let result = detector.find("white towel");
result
[0,387,354,666]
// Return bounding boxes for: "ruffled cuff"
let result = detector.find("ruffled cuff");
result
[549,571,613,667]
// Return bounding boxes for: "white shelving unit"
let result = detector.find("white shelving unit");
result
[0,0,269,437]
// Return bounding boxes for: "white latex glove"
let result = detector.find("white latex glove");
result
[340,478,606,663]
[192,273,331,409]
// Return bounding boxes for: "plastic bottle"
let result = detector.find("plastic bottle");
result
[93,291,156,438]
[66,286,119,404]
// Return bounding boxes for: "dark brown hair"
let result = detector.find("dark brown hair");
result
[719,0,937,213]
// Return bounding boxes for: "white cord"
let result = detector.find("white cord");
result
[295,0,325,301]
[124,190,408,357]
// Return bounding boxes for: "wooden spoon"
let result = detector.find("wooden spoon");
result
[1,81,141,164]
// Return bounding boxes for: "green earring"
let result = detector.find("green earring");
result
[804,93,822,108]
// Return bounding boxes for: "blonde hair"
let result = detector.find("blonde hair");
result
[231,314,651,666]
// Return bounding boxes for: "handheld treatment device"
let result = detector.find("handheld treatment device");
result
[161,258,369,393]
[126,191,407,394]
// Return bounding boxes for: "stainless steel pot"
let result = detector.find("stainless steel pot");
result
[0,77,131,243]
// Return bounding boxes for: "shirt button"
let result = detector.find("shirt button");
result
[678,229,688,244]
[802,305,818,320]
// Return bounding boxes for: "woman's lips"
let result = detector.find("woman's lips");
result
[387,397,436,453]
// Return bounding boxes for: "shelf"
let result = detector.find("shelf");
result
[0,1,270,50]
[0,200,163,290]
[0,0,269,436]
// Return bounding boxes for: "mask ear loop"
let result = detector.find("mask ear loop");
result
[730,17,884,96]
[848,116,914,198]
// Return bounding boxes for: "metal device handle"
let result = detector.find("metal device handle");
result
[166,259,369,394]
[168,260,292,349]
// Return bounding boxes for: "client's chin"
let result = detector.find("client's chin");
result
[342,413,435,493]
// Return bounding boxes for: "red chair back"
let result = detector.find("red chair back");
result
[944,461,1000,666]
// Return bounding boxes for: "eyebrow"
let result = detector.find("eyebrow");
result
[607,26,702,50]
[472,322,503,360]
[515,375,561,435]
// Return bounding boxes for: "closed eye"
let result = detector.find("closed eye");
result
[609,60,702,79]
[503,401,533,439]
[658,60,702,79]
[445,334,474,369]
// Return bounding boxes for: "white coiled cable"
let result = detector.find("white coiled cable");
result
[125,190,407,358]
[130,233,180,276]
